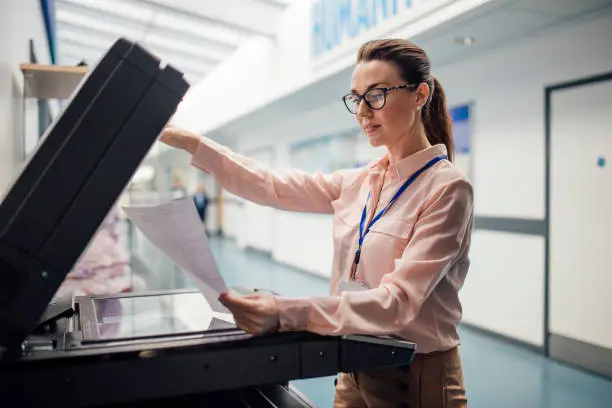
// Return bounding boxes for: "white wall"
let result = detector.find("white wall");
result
[461,231,545,345]
[437,14,612,220]
[173,0,494,135]
[220,11,612,347]
[0,0,50,196]
[240,147,275,252]
[437,11,612,346]
[171,0,314,134]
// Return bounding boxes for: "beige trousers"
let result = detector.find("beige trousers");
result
[333,346,467,408]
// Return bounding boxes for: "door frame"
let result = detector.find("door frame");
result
[544,71,612,362]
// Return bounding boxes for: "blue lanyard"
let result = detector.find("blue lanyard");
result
[354,155,447,266]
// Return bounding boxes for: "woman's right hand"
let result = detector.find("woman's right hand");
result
[158,125,200,154]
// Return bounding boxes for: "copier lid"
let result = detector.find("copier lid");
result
[0,38,189,349]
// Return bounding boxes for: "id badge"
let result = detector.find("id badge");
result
[339,280,369,293]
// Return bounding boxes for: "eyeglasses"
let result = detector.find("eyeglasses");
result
[342,84,418,114]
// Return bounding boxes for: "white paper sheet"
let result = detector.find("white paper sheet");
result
[122,197,229,312]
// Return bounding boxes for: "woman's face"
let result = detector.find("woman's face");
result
[349,60,427,148]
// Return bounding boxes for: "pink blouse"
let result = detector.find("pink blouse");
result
[191,138,473,354]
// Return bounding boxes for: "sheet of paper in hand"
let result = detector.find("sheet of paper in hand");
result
[122,197,229,314]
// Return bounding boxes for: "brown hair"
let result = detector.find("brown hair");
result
[357,39,454,161]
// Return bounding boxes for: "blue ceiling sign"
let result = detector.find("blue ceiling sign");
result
[312,0,418,57]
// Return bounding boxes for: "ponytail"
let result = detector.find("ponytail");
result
[422,77,454,161]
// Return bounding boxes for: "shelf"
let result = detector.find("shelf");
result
[20,63,88,100]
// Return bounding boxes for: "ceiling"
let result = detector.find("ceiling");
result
[54,0,292,85]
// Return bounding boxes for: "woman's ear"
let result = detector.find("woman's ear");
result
[415,82,430,109]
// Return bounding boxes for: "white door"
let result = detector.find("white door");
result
[549,77,612,359]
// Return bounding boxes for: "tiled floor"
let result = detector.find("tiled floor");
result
[206,236,612,408]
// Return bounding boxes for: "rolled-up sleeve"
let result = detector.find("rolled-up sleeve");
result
[275,179,473,335]
[191,137,347,214]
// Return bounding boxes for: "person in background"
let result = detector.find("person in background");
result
[159,38,473,407]
[192,182,209,223]
[171,176,187,199]
[54,206,144,298]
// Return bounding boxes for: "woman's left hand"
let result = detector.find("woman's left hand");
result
[218,292,280,335]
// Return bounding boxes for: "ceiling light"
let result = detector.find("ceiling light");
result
[142,32,228,62]
[454,36,475,46]
[152,13,249,47]
[57,0,155,24]
[56,9,145,39]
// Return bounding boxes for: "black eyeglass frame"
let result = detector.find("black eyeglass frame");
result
[342,84,419,114]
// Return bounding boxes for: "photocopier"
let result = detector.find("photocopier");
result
[0,38,416,407]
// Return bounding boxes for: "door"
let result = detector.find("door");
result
[548,73,612,378]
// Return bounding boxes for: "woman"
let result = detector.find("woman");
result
[160,39,472,407]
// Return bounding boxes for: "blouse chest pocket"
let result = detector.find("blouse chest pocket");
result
[364,217,415,261]
[368,217,414,239]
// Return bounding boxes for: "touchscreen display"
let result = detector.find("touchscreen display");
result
[91,292,235,340]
